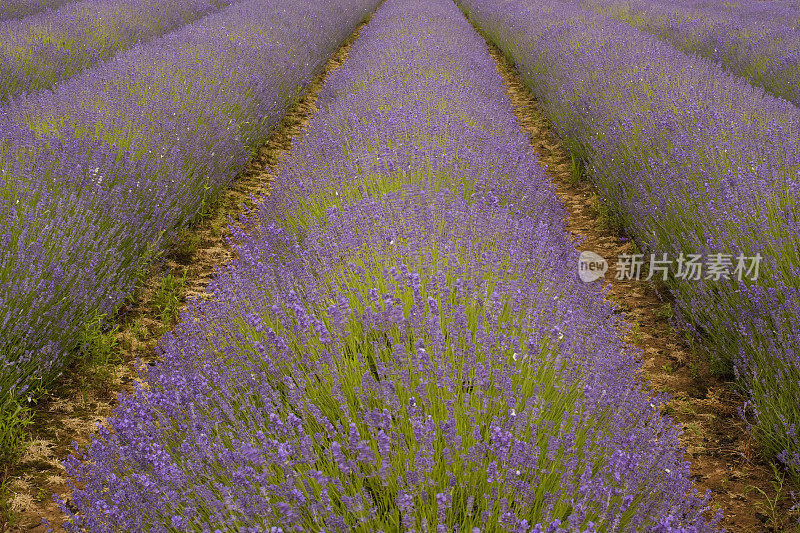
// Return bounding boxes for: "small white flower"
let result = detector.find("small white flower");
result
[389,239,394,245]
[510,409,516,417]
[515,470,521,476]
[512,352,518,361]
[665,468,671,474]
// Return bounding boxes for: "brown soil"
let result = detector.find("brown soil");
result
[485,41,799,532]
[0,13,370,533]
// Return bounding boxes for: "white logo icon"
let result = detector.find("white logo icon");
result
[578,251,608,282]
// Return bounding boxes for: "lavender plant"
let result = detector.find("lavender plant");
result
[0,0,380,425]
[58,0,719,530]
[458,0,800,479]
[0,0,231,100]
[624,0,800,30]
[0,0,75,22]
[573,0,800,108]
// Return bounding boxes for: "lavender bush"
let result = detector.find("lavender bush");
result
[0,0,379,419]
[573,0,800,108]
[0,0,233,101]
[0,0,75,22]
[458,0,800,478]
[628,0,800,30]
[57,0,719,530]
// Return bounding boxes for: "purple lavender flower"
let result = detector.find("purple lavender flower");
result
[0,0,229,100]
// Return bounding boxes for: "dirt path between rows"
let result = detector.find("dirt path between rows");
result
[484,41,798,532]
[1,14,372,532]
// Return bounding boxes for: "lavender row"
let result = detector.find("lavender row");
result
[656,0,800,30]
[57,0,719,530]
[0,0,75,22]
[458,0,800,478]
[585,0,800,30]
[0,0,232,101]
[0,0,379,413]
[573,0,800,108]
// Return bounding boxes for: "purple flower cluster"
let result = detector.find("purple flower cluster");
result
[698,0,800,29]
[0,0,75,22]
[0,0,231,100]
[0,0,379,411]
[621,0,800,30]
[58,0,720,530]
[458,0,800,477]
[576,0,800,108]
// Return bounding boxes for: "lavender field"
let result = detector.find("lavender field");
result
[2,0,799,530]
[0,0,233,100]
